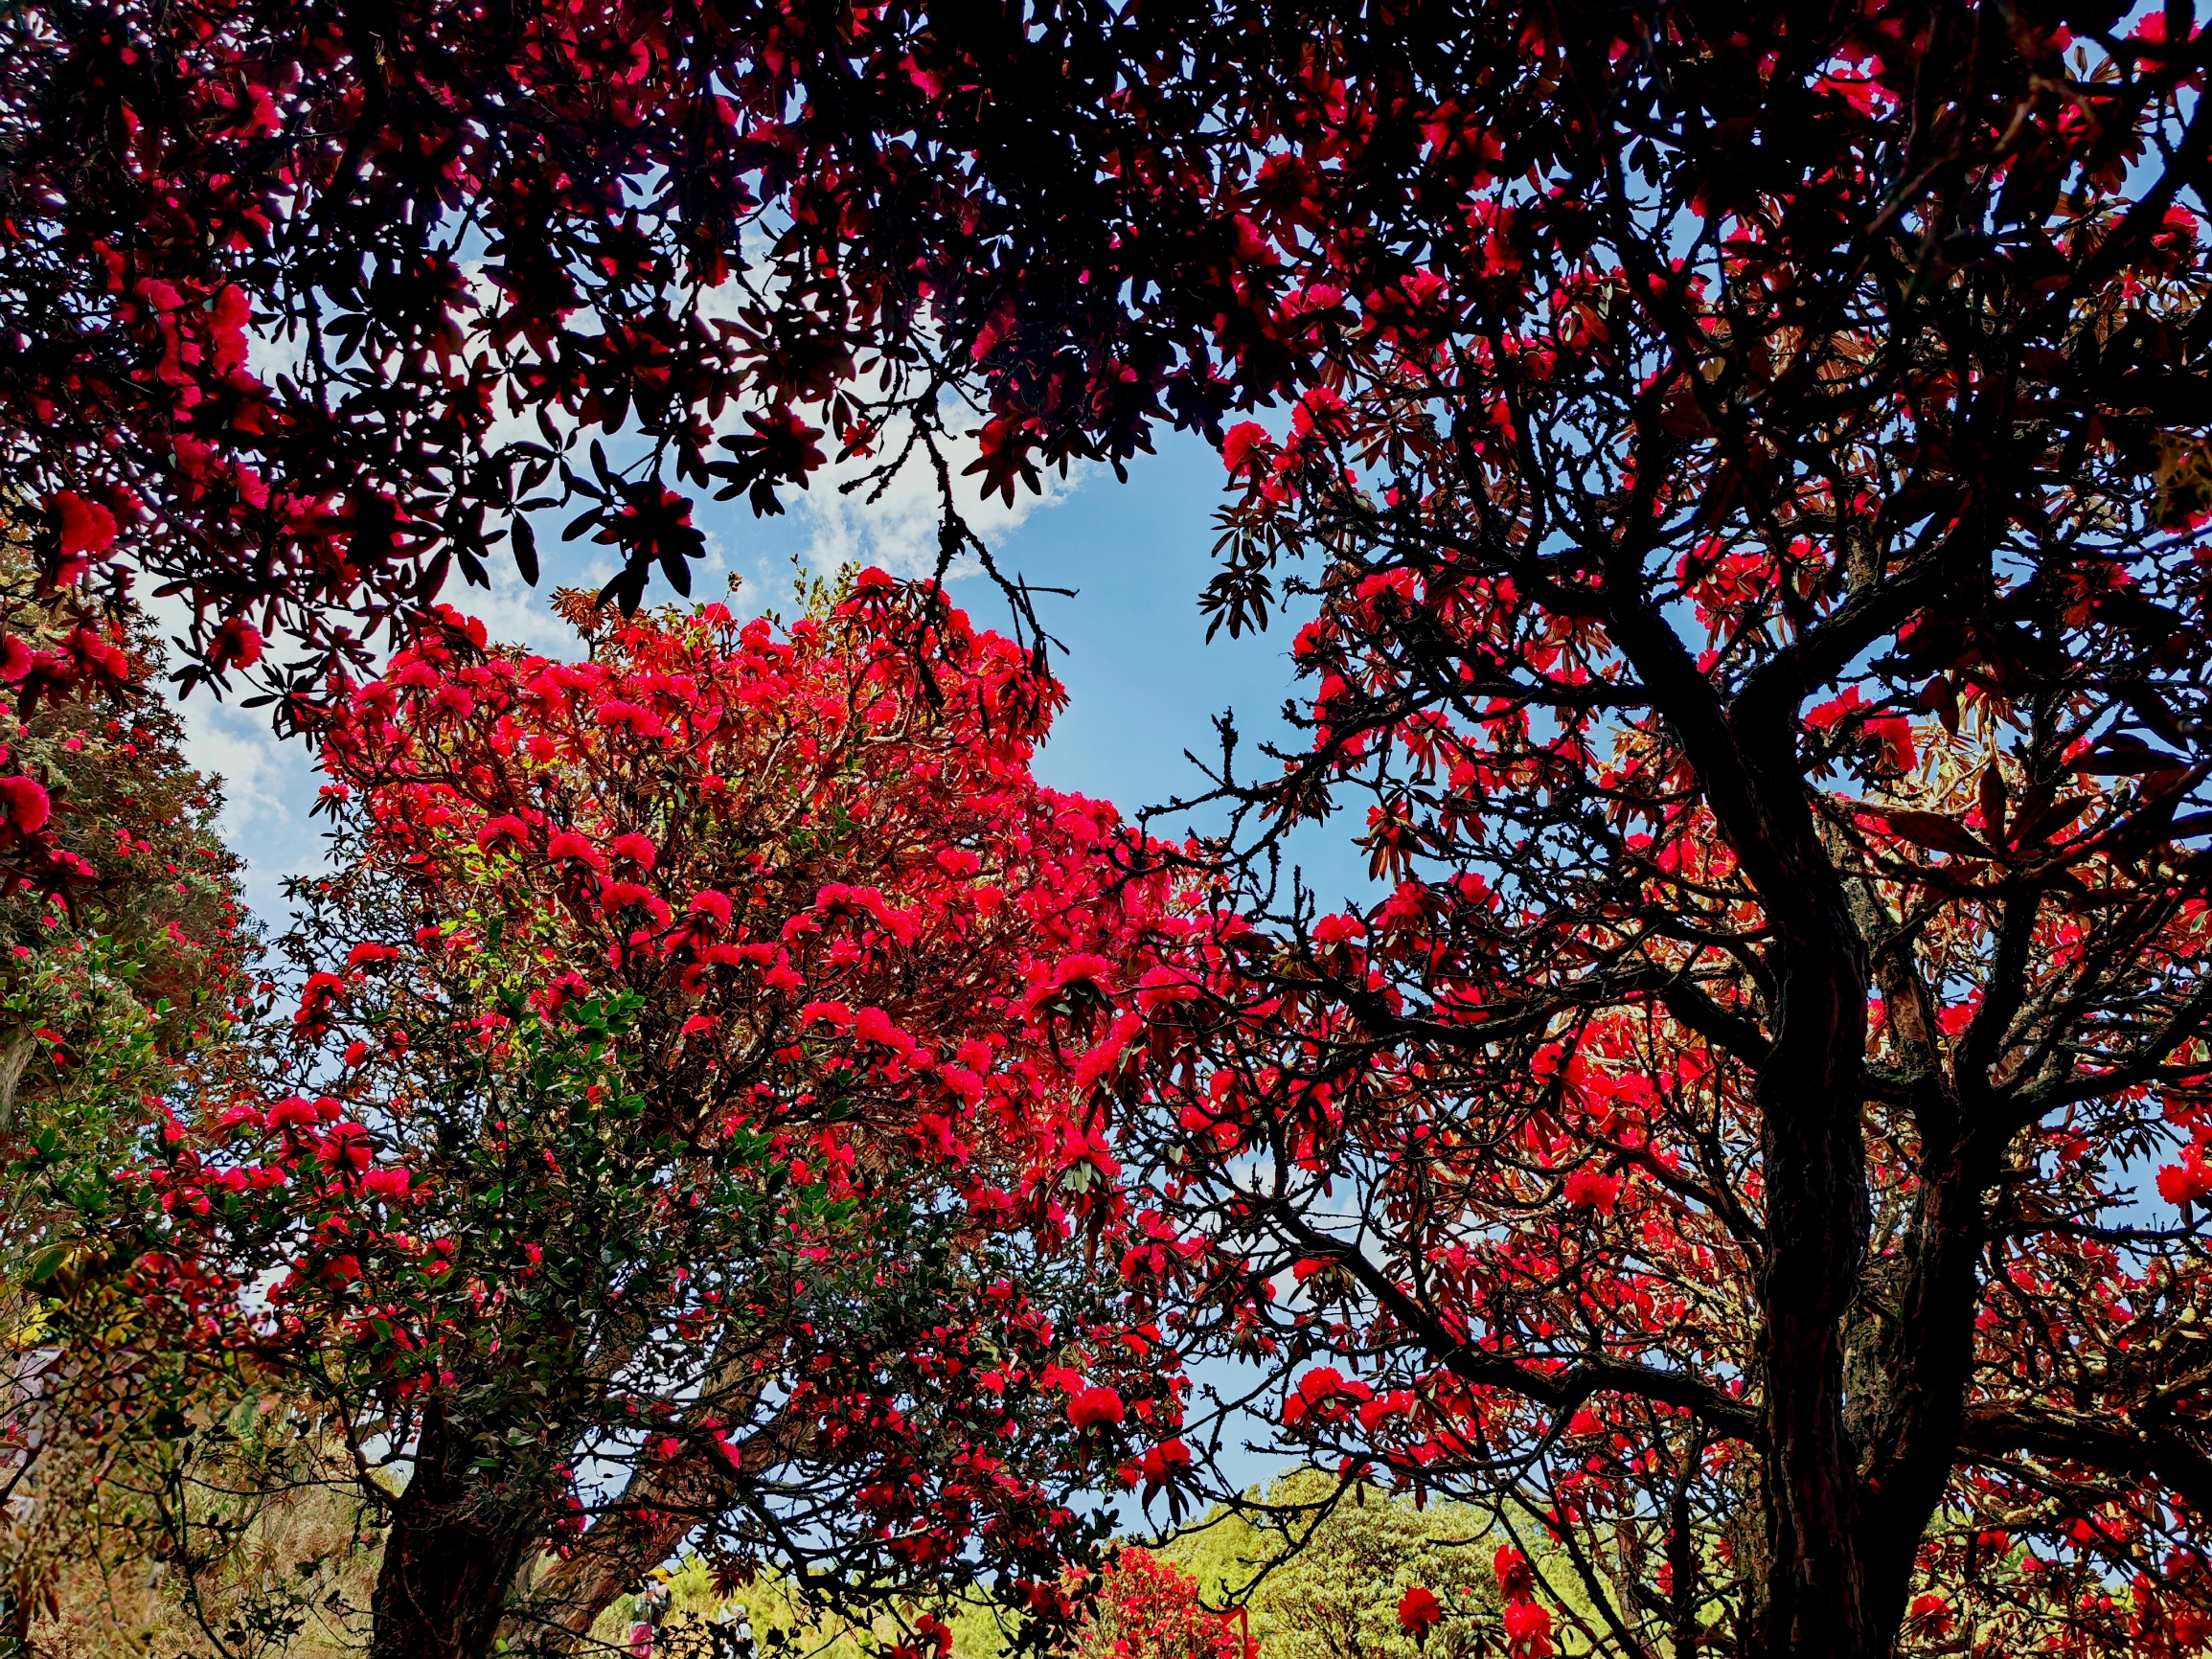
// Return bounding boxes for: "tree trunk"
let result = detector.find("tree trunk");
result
[1852,1152,1991,1642]
[498,1373,796,1653]
[1600,499,1884,1655]
[370,1402,539,1659]
[509,1495,688,1655]
[505,1434,760,1657]
[1754,951,1875,1659]
[0,1027,39,1139]
[1760,1066,1866,1659]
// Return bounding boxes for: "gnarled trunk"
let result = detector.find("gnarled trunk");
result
[508,1498,684,1656]
[370,1402,538,1659]
[498,1398,801,1655]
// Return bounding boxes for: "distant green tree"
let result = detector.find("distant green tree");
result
[1163,1471,1502,1659]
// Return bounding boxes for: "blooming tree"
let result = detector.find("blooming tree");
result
[0,538,172,898]
[5,0,1338,685]
[112,580,1185,1659]
[1,584,252,1652]
[1038,8,2208,1659]
[6,3,2211,1655]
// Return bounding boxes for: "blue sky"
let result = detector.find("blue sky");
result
[173,425,1352,931]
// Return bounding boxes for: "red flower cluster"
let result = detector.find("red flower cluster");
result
[123,580,1194,1650]
[1072,1549,1255,1659]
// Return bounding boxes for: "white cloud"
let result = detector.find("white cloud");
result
[168,686,326,931]
[792,421,1087,581]
[129,586,322,932]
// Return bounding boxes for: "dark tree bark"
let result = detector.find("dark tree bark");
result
[369,1403,538,1659]
[499,1399,805,1656]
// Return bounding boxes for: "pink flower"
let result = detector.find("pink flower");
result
[594,698,667,739]
[610,831,658,870]
[317,1122,375,1173]
[265,1096,319,1132]
[362,1168,412,1202]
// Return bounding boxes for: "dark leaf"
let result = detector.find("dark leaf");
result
[513,516,540,586]
[1881,810,1995,860]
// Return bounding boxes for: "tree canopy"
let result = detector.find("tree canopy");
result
[3,3,2210,1658]
[0,571,252,1654]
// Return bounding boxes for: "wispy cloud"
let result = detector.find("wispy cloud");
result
[791,420,1087,581]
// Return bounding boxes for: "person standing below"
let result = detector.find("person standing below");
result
[629,1571,674,1657]
[712,1601,755,1659]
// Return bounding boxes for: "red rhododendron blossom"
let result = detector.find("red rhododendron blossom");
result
[2158,1158,2212,1207]
[477,815,532,853]
[209,618,262,671]
[1398,1585,1443,1634]
[1907,1593,1953,1638]
[264,1096,318,1132]
[1562,1168,1622,1214]
[1502,1599,1553,1658]
[49,490,117,557]
[1221,422,1275,480]
[0,776,52,834]
[1068,1386,1127,1430]
[362,1168,412,1202]
[545,830,604,869]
